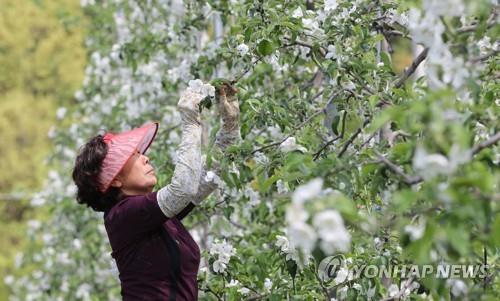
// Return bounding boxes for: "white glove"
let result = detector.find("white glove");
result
[177,87,205,126]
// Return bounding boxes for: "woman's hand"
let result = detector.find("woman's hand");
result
[177,87,205,126]
[216,83,240,131]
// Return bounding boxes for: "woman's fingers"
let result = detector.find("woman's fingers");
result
[177,87,205,125]
[178,88,204,111]
[218,83,238,98]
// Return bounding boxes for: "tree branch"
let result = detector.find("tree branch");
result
[374,150,422,185]
[337,118,372,158]
[375,131,500,185]
[249,90,346,157]
[313,110,347,160]
[471,132,500,155]
[282,36,327,57]
[471,49,500,63]
[394,47,429,88]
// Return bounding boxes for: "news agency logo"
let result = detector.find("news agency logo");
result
[318,255,489,282]
[318,254,346,282]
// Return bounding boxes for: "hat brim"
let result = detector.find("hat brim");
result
[99,121,159,193]
[138,122,159,155]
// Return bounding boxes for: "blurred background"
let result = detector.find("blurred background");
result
[0,1,412,299]
[0,0,86,298]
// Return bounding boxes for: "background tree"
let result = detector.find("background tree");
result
[0,0,86,299]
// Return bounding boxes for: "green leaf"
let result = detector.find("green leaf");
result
[323,100,340,136]
[257,39,274,56]
[286,259,297,280]
[244,27,253,42]
[446,226,469,256]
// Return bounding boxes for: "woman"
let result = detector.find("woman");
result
[72,83,240,300]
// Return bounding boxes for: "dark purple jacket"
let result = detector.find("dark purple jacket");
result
[103,191,200,300]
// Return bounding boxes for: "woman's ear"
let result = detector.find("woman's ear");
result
[110,178,123,188]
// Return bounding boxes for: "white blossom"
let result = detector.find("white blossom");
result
[244,187,261,206]
[302,17,323,36]
[404,220,426,241]
[204,170,222,187]
[227,279,240,287]
[75,283,91,299]
[367,285,376,299]
[4,275,14,286]
[286,203,308,224]
[264,278,273,290]
[209,239,236,274]
[292,7,303,18]
[56,107,67,120]
[280,137,307,153]
[291,177,323,204]
[413,144,471,180]
[276,179,289,194]
[236,43,249,56]
[275,235,290,253]
[253,151,270,165]
[313,210,351,253]
[334,267,348,284]
[388,284,399,297]
[447,279,468,296]
[73,239,82,250]
[187,79,215,97]
[212,260,227,273]
[275,234,299,262]
[324,0,338,12]
[287,222,317,255]
[325,45,337,59]
[27,220,41,230]
[80,0,95,7]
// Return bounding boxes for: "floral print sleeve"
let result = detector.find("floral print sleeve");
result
[192,86,241,205]
[156,89,204,218]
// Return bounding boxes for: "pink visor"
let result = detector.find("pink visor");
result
[97,121,159,193]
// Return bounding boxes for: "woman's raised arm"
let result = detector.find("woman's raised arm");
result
[156,88,204,218]
[192,83,241,205]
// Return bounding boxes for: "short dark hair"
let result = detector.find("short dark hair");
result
[72,134,123,212]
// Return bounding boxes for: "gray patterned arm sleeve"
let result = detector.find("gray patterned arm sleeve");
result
[191,126,241,205]
[191,87,241,205]
[157,90,203,218]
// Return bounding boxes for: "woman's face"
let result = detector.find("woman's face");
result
[110,148,157,196]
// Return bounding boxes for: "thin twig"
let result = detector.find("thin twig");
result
[313,110,347,161]
[282,36,327,57]
[383,29,413,40]
[381,276,416,301]
[249,90,335,156]
[314,266,331,300]
[471,132,500,155]
[375,131,499,185]
[394,47,429,88]
[201,286,223,301]
[471,49,500,63]
[374,150,422,185]
[338,118,372,158]
[456,20,497,34]
[233,56,265,83]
